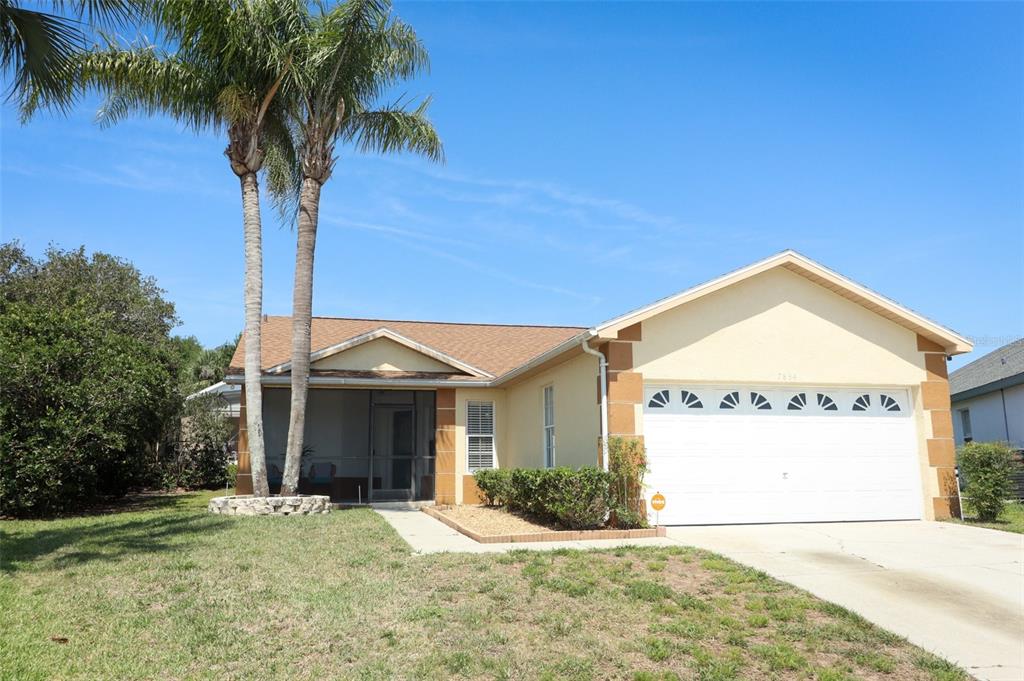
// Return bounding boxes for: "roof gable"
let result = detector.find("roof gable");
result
[271,329,490,377]
[594,250,973,355]
[229,317,587,379]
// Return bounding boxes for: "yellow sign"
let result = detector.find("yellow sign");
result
[650,493,666,512]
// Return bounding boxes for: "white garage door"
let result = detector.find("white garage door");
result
[642,385,923,525]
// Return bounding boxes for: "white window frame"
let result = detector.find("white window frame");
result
[466,400,495,471]
[542,385,555,468]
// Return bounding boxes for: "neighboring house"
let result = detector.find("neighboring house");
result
[184,380,241,461]
[227,250,972,523]
[949,339,1024,449]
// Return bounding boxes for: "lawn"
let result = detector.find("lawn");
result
[1,492,966,681]
[948,501,1024,534]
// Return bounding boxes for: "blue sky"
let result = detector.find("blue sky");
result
[2,1,1021,369]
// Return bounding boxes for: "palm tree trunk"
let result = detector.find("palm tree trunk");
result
[280,176,322,495]
[241,171,270,497]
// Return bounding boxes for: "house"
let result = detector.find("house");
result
[184,380,242,462]
[227,250,972,524]
[949,338,1024,448]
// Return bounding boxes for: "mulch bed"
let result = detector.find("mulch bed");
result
[427,504,665,544]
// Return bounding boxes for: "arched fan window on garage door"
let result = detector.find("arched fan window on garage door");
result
[719,391,741,409]
[880,394,902,412]
[648,390,670,409]
[679,390,703,408]
[816,393,839,411]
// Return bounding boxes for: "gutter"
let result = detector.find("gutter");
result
[579,332,610,472]
[950,372,1024,403]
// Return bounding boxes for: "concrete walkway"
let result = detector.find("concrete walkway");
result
[374,508,677,554]
[667,521,1024,681]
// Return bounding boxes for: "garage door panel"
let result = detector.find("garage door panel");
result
[642,384,923,525]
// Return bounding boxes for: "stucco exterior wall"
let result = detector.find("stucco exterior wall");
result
[627,267,955,520]
[312,337,457,372]
[504,352,600,470]
[633,268,926,386]
[454,388,507,504]
[952,385,1024,448]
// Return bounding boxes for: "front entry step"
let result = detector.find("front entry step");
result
[369,500,435,511]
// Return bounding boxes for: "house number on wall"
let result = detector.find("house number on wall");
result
[776,372,798,382]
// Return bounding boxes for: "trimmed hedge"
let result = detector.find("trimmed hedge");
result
[473,467,612,530]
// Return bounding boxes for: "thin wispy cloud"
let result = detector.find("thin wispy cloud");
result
[323,213,600,304]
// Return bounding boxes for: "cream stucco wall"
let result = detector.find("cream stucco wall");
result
[504,352,600,470]
[312,337,457,373]
[630,266,941,520]
[453,388,507,504]
[633,268,927,386]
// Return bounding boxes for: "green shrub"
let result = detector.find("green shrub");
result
[609,436,649,528]
[959,441,1019,521]
[476,466,613,529]
[545,467,611,529]
[473,468,512,505]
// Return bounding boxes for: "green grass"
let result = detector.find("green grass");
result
[948,500,1024,534]
[1,491,968,680]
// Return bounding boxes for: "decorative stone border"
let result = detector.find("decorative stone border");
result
[207,495,331,516]
[423,505,666,544]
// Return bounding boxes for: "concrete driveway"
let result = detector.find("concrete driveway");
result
[667,521,1023,681]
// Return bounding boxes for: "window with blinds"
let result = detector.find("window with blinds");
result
[467,400,495,470]
[543,385,555,468]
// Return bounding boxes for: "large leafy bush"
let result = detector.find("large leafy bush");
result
[959,441,1019,522]
[0,243,193,516]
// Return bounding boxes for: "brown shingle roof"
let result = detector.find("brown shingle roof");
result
[228,316,586,379]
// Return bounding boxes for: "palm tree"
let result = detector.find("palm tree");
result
[22,0,305,497]
[1,0,139,110]
[276,0,443,496]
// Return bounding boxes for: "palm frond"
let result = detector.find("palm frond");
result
[1,1,83,111]
[345,96,443,163]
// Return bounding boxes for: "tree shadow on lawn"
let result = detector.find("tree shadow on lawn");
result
[1,499,232,575]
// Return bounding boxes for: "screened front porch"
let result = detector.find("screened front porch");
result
[262,388,437,502]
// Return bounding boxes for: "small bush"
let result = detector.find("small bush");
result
[959,441,1018,521]
[608,436,649,528]
[545,467,611,529]
[473,468,512,506]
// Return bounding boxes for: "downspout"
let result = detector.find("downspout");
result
[581,334,609,471]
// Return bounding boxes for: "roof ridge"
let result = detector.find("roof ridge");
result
[264,314,587,330]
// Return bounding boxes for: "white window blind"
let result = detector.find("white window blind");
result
[543,386,555,468]
[467,401,495,470]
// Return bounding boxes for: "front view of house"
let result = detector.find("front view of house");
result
[228,251,972,523]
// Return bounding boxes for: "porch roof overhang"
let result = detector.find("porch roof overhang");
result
[225,369,493,389]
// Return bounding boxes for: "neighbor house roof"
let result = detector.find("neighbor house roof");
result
[228,316,586,380]
[950,338,1024,401]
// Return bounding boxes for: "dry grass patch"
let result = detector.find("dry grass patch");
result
[1,491,967,680]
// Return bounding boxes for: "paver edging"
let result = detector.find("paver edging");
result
[423,505,666,544]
